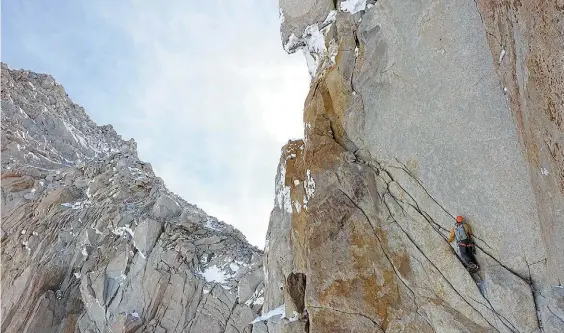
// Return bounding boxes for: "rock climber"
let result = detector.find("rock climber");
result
[448,216,479,272]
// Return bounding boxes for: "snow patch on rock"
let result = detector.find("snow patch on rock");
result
[275,161,292,214]
[340,0,367,14]
[303,169,316,210]
[112,225,134,238]
[282,10,337,78]
[251,304,285,324]
[200,265,229,284]
[499,48,506,64]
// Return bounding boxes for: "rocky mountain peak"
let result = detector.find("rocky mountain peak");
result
[1,63,264,332]
[1,63,137,172]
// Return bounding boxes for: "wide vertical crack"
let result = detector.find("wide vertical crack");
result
[350,31,361,95]
[286,273,307,314]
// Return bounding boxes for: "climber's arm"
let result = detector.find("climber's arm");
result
[448,229,455,243]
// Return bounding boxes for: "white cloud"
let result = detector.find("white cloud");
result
[92,0,310,247]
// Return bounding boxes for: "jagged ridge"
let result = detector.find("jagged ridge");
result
[1,63,265,333]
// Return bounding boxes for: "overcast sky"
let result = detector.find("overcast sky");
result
[2,0,310,247]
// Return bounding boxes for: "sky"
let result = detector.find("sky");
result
[1,0,310,248]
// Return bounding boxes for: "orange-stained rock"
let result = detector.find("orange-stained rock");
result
[260,0,563,332]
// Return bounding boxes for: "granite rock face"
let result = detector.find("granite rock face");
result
[1,63,264,333]
[257,1,563,332]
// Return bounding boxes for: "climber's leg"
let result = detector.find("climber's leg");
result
[459,244,472,266]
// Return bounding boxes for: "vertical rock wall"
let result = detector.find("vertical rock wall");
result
[258,1,563,332]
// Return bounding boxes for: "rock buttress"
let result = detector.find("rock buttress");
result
[260,0,564,332]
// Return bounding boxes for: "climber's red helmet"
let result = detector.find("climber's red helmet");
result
[456,216,464,223]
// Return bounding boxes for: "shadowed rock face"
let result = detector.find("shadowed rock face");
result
[257,1,563,332]
[1,63,265,333]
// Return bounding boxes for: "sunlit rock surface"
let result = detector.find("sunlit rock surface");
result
[258,1,563,332]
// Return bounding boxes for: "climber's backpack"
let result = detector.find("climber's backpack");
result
[454,223,469,242]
